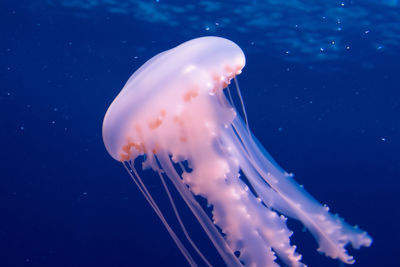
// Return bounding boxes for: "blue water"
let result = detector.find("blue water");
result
[1,1,399,266]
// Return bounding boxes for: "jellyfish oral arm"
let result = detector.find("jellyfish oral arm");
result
[229,116,372,264]
[155,152,243,267]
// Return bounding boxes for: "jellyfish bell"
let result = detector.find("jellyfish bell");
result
[102,36,372,267]
[102,36,245,163]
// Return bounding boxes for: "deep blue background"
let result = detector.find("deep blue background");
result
[1,1,399,266]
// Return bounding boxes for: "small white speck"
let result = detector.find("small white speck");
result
[205,26,210,31]
[51,121,55,124]
[377,45,384,50]
[331,41,335,45]
[365,30,370,34]
[346,46,350,50]
[285,50,291,54]
[337,27,342,31]
[215,22,219,26]
[320,47,325,52]
[380,137,386,142]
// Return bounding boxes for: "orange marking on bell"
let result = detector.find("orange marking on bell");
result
[119,152,130,162]
[225,65,233,73]
[121,140,145,159]
[235,66,242,74]
[179,136,187,143]
[129,142,143,152]
[212,73,221,82]
[149,119,162,129]
[211,72,234,90]
[151,143,160,154]
[183,92,191,102]
[122,144,130,153]
[183,87,199,102]
[174,116,184,125]
[227,72,236,80]
[148,109,167,129]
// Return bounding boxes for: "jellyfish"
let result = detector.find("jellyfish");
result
[102,36,372,267]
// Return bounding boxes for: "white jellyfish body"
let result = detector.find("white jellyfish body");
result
[102,36,372,266]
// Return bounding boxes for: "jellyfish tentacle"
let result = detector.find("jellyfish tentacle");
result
[154,165,212,267]
[122,162,198,267]
[233,77,250,134]
[225,85,235,108]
